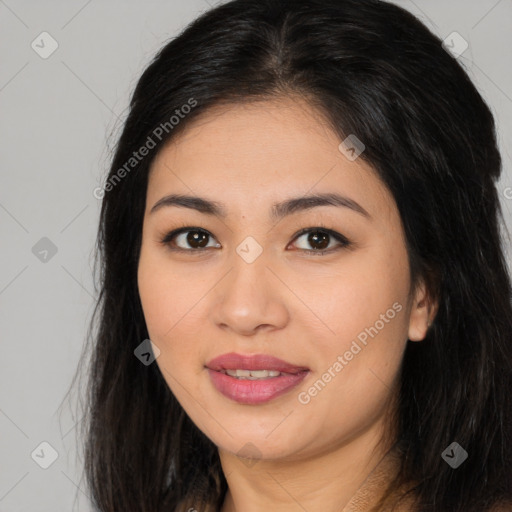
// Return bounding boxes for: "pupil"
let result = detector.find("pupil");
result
[309,231,329,250]
[188,230,208,248]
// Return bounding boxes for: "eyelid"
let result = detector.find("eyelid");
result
[159,225,351,255]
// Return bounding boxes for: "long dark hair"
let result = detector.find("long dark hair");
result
[66,0,512,510]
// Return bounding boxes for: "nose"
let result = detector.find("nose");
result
[211,250,290,337]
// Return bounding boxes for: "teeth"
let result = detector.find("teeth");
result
[224,369,283,379]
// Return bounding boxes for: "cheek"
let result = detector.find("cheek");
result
[138,246,198,340]
[296,297,407,445]
[299,249,410,352]
[296,245,410,409]
[137,259,169,340]
[137,246,209,396]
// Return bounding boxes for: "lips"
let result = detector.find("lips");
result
[205,352,310,405]
[205,352,309,374]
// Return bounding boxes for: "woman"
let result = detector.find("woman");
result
[74,0,512,510]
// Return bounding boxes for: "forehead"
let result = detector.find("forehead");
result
[147,96,398,226]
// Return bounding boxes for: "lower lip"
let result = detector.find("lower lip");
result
[207,369,309,405]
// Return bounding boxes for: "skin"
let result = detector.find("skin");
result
[137,95,437,512]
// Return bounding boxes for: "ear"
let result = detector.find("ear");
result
[408,278,438,342]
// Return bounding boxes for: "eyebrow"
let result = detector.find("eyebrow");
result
[150,192,371,220]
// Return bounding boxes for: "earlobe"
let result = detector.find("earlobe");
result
[408,281,438,342]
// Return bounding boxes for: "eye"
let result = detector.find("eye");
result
[159,226,351,256]
[160,227,220,251]
[290,227,351,256]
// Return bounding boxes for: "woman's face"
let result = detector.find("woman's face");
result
[137,96,430,462]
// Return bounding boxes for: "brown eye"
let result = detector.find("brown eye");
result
[161,228,220,251]
[291,228,350,255]
[305,231,330,250]
[183,230,210,248]
[161,226,351,256]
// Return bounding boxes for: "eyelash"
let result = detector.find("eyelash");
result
[159,223,352,256]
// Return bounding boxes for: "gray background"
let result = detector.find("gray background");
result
[1,1,511,510]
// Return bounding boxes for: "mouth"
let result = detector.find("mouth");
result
[216,368,297,379]
[205,352,310,404]
[205,352,309,374]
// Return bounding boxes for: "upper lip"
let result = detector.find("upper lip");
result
[206,352,309,374]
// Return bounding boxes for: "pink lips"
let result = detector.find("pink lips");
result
[205,352,310,405]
